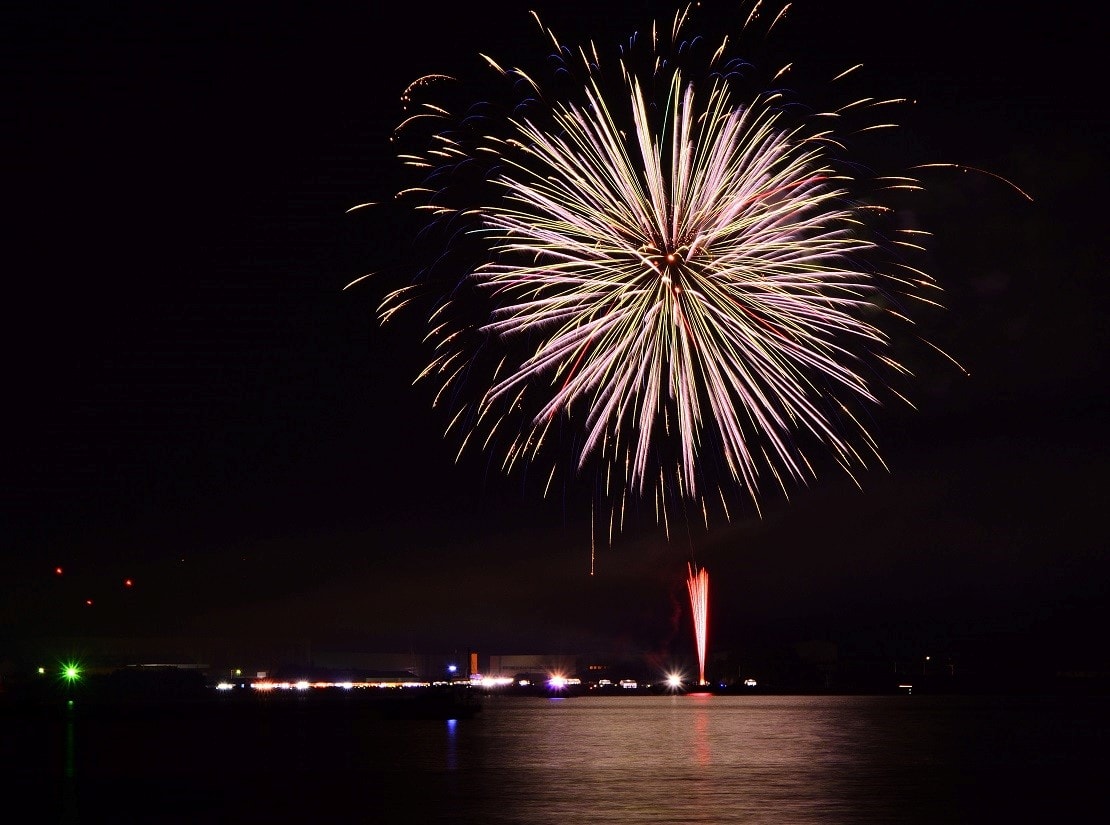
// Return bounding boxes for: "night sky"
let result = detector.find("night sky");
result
[3,1,1106,675]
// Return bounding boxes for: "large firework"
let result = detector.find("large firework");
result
[358,2,958,544]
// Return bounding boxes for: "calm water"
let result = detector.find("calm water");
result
[5,693,1106,823]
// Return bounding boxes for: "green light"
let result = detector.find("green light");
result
[61,661,82,683]
[37,666,46,675]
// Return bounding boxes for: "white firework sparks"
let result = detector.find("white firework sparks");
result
[363,2,960,543]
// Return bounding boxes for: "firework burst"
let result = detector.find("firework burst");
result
[356,1,961,545]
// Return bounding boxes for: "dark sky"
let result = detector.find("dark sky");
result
[3,1,1106,673]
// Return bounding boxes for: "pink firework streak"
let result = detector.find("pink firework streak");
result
[687,563,710,686]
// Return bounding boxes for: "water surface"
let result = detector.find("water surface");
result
[5,693,1105,823]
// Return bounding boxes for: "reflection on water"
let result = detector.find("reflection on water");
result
[60,701,78,825]
[4,694,1105,823]
[63,702,75,780]
[445,717,458,772]
[692,695,711,767]
[466,694,1105,824]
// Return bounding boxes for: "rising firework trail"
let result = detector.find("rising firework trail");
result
[687,563,710,686]
[353,1,972,549]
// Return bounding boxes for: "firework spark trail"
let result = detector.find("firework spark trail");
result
[687,563,710,685]
[369,1,965,543]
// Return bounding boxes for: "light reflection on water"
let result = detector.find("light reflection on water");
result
[5,693,1105,823]
[444,694,1105,824]
[467,695,920,823]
